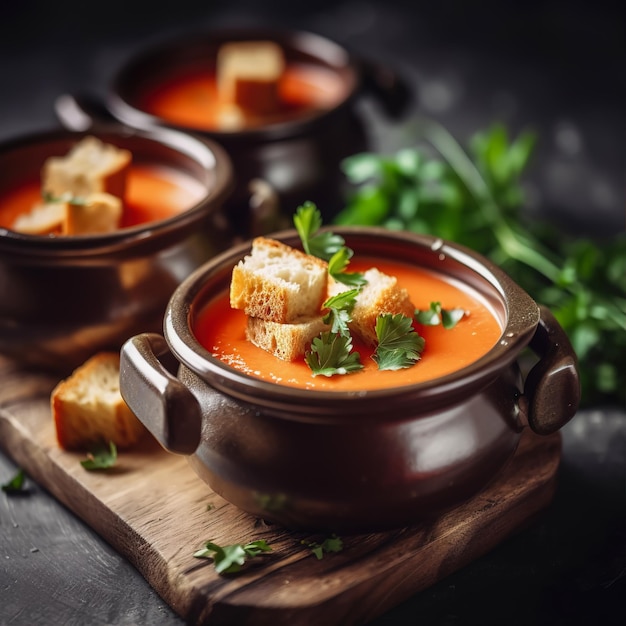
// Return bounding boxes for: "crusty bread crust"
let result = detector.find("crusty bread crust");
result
[51,352,145,451]
[329,268,416,345]
[42,135,131,201]
[230,237,328,323]
[246,315,329,361]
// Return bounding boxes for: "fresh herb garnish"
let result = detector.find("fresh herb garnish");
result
[305,331,363,377]
[80,441,117,470]
[322,289,360,336]
[335,118,626,406]
[415,302,466,329]
[301,534,344,560]
[373,314,425,371]
[193,539,272,574]
[1,469,26,493]
[294,201,345,260]
[42,190,86,206]
[295,202,366,286]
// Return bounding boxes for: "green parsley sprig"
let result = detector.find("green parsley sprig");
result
[305,331,364,377]
[415,302,467,329]
[193,539,272,574]
[373,314,425,371]
[1,468,27,493]
[80,441,117,470]
[301,534,344,560]
[322,289,360,336]
[335,118,626,406]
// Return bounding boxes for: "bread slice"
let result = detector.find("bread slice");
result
[246,315,329,361]
[217,40,285,115]
[51,352,145,451]
[230,237,328,323]
[42,135,131,201]
[328,267,416,346]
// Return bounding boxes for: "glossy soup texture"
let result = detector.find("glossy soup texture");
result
[194,257,503,391]
[139,64,348,131]
[0,164,205,230]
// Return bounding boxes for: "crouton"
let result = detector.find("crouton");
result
[246,315,329,361]
[328,267,416,345]
[11,200,66,235]
[64,192,122,235]
[230,237,328,323]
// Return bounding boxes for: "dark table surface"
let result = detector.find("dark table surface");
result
[1,1,624,624]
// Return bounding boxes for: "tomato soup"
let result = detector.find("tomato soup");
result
[0,164,206,231]
[139,65,347,131]
[194,257,503,391]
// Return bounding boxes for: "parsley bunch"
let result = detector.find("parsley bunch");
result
[335,119,625,406]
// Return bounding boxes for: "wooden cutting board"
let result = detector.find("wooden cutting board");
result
[0,356,561,626]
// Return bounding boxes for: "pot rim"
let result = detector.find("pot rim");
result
[0,124,234,256]
[164,226,540,417]
[106,26,362,143]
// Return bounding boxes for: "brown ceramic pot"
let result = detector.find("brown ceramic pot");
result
[99,27,412,236]
[0,126,233,373]
[120,228,580,532]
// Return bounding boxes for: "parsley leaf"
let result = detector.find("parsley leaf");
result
[322,289,360,336]
[373,314,425,371]
[1,468,26,493]
[294,201,345,260]
[305,332,363,377]
[327,247,367,287]
[80,441,117,470]
[193,539,272,574]
[415,302,466,329]
[301,534,344,560]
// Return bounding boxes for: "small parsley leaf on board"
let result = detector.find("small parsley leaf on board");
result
[1,468,26,493]
[415,302,466,329]
[194,540,272,574]
[301,534,344,560]
[374,314,425,371]
[80,441,117,470]
[305,332,363,377]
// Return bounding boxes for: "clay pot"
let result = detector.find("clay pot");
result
[94,27,412,237]
[0,126,233,373]
[119,227,580,532]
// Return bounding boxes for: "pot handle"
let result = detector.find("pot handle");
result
[523,305,581,435]
[119,333,202,455]
[54,92,120,132]
[358,57,414,119]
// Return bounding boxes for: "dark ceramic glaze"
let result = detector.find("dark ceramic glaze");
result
[102,28,412,237]
[120,228,580,532]
[0,126,233,373]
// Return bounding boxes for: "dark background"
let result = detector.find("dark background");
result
[1,1,624,625]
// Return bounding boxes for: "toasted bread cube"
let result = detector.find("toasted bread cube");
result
[42,136,131,200]
[51,352,145,451]
[217,41,285,115]
[230,237,328,323]
[63,192,122,235]
[11,201,66,235]
[328,268,416,346]
[246,315,329,361]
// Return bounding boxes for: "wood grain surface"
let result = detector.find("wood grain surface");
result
[0,356,562,626]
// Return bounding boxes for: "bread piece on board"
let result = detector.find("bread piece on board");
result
[51,352,145,451]
[329,267,416,346]
[42,135,131,201]
[217,40,285,115]
[247,315,329,361]
[230,237,328,323]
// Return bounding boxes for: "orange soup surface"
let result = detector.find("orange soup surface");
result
[194,258,503,391]
[0,164,206,230]
[140,65,347,131]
